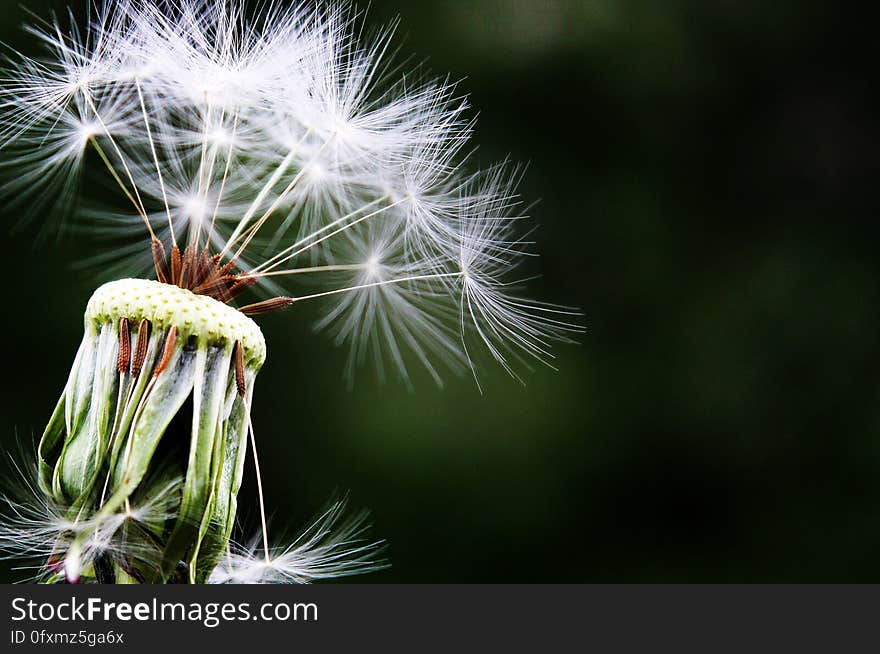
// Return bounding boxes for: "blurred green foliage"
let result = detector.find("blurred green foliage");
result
[1,0,876,582]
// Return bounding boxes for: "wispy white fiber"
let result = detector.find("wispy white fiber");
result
[0,462,181,582]
[209,496,386,584]
[0,0,581,385]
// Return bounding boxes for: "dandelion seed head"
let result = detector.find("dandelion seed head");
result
[0,0,580,387]
[0,0,584,586]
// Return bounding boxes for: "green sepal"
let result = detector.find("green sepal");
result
[56,323,119,505]
[159,342,231,582]
[194,368,255,582]
[38,394,67,497]
[86,333,197,530]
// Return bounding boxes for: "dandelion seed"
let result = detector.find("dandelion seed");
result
[209,496,387,584]
[0,0,581,583]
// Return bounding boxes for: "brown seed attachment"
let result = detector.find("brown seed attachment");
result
[170,245,182,286]
[233,341,246,398]
[154,326,178,377]
[117,317,131,374]
[238,296,295,316]
[131,319,151,377]
[151,237,169,284]
[151,235,293,316]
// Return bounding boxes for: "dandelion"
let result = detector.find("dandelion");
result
[0,0,581,583]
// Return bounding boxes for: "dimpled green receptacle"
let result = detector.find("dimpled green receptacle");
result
[39,279,266,583]
[86,278,266,367]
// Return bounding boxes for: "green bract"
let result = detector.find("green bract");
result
[38,279,265,583]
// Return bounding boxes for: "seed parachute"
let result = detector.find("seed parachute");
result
[0,0,581,583]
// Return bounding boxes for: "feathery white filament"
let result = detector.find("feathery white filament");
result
[209,496,386,584]
[0,0,581,386]
[0,461,182,582]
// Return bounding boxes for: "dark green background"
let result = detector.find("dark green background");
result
[1,1,875,582]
